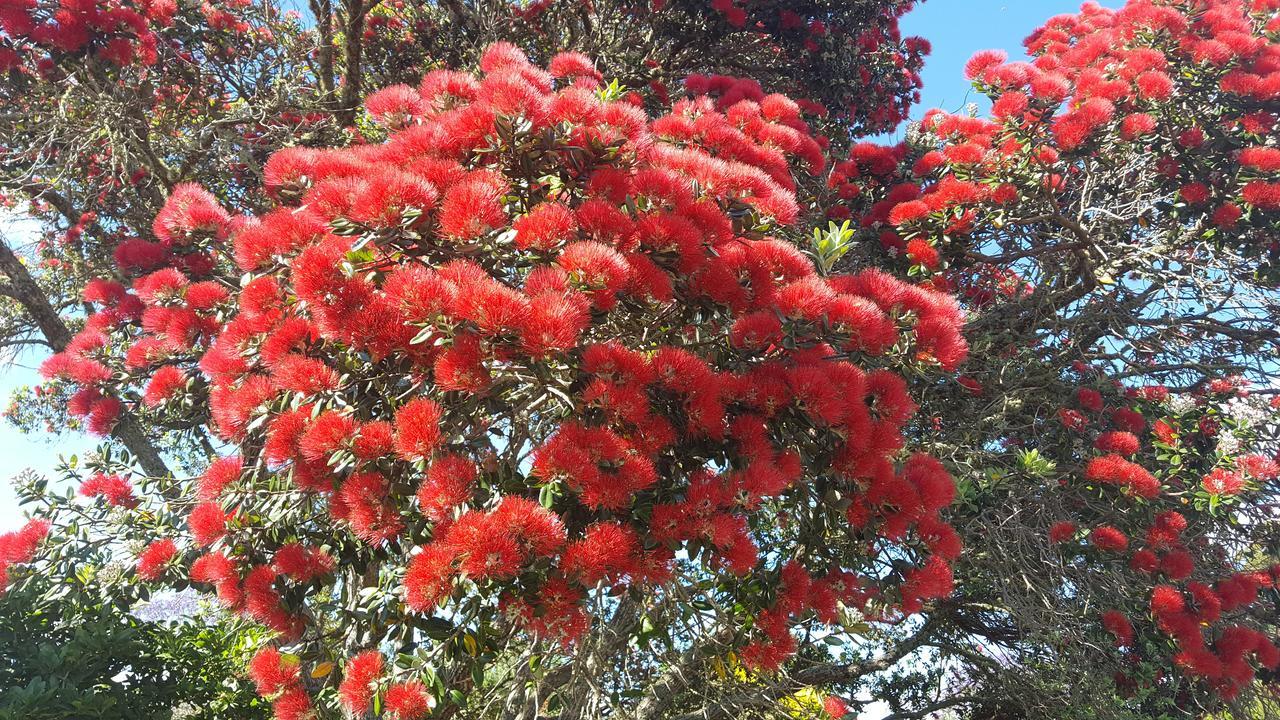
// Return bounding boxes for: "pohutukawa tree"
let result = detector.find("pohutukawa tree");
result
[0,0,927,474]
[4,0,1280,719]
[811,0,1280,715]
[21,41,971,720]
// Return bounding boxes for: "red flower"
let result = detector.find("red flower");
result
[1111,407,1145,433]
[136,539,177,580]
[493,496,566,557]
[1101,609,1134,647]
[80,473,138,508]
[1213,202,1243,227]
[393,397,444,461]
[338,650,384,714]
[198,455,242,501]
[547,51,600,81]
[964,49,1007,81]
[888,200,930,226]
[273,686,311,720]
[338,471,404,545]
[190,551,241,607]
[1134,70,1173,100]
[438,175,506,240]
[1242,180,1280,209]
[404,545,457,611]
[271,543,334,582]
[533,423,658,510]
[353,421,395,460]
[514,202,577,250]
[416,454,477,522]
[1076,388,1104,412]
[0,519,50,566]
[1240,146,1280,173]
[384,680,434,719]
[1088,526,1128,553]
[1202,468,1245,496]
[558,241,630,298]
[143,365,187,406]
[441,510,523,579]
[188,502,228,547]
[1151,584,1184,617]
[519,294,589,356]
[1120,113,1156,139]
[1057,408,1087,431]
[1159,550,1194,580]
[905,238,940,269]
[1093,431,1140,456]
[561,522,640,586]
[823,695,851,718]
[434,333,491,391]
[264,408,309,465]
[1130,549,1159,573]
[86,396,122,436]
[902,454,956,513]
[152,183,231,245]
[271,355,341,395]
[298,411,358,463]
[900,555,954,613]
[1084,454,1159,498]
[190,551,237,584]
[248,646,299,697]
[364,84,425,127]
[1238,454,1280,481]
[1217,573,1261,612]
[1179,182,1211,205]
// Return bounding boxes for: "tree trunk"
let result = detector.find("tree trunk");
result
[336,0,368,126]
[0,238,172,479]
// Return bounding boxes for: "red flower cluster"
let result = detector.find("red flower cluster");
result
[338,650,384,714]
[741,561,873,671]
[136,538,176,580]
[0,0,165,70]
[1084,454,1159,498]
[1149,577,1280,701]
[247,646,311,719]
[1202,468,1245,496]
[1044,371,1280,702]
[0,518,50,595]
[79,472,139,507]
[1102,608,1135,648]
[883,0,1280,275]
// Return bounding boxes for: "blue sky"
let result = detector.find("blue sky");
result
[900,0,1092,126]
[0,215,96,533]
[0,0,1098,533]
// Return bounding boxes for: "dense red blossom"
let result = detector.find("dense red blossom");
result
[384,680,433,719]
[1089,525,1129,553]
[338,650,383,714]
[560,522,642,586]
[1102,609,1135,647]
[37,43,973,695]
[188,501,228,546]
[79,473,138,508]
[0,519,50,594]
[1084,454,1160,498]
[824,696,851,719]
[393,397,443,461]
[1202,468,1245,496]
[1049,520,1077,544]
[136,538,177,580]
[248,647,299,697]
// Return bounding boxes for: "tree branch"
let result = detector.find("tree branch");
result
[0,236,172,479]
